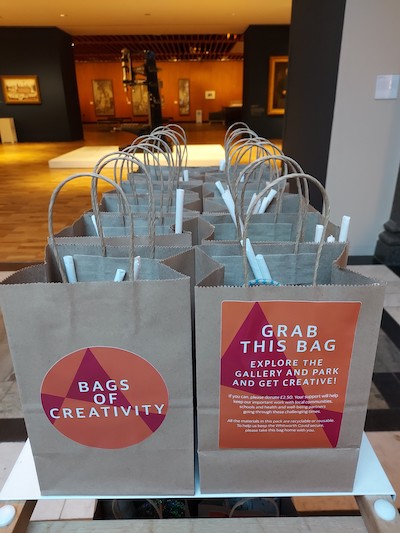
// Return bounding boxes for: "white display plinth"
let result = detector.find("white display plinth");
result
[48,144,225,169]
[0,433,395,501]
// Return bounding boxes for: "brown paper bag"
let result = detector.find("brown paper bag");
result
[91,149,203,216]
[0,173,195,496]
[55,210,194,247]
[200,212,339,244]
[54,164,199,248]
[195,262,384,494]
[55,214,215,248]
[194,173,384,493]
[197,240,347,286]
[202,157,329,237]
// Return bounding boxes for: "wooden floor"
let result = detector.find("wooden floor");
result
[0,122,227,265]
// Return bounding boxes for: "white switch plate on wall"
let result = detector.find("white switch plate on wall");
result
[374,74,400,99]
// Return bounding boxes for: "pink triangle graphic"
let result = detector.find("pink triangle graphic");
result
[315,408,343,447]
[139,411,166,432]
[222,302,342,447]
[221,302,306,398]
[41,393,66,425]
[66,348,130,407]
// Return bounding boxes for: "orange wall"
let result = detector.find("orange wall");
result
[75,60,243,123]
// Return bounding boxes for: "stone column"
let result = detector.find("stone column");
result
[375,163,400,264]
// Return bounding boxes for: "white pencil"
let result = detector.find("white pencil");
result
[222,189,238,227]
[258,189,277,213]
[215,180,225,196]
[339,215,351,242]
[113,268,126,282]
[63,255,77,283]
[314,224,324,243]
[175,188,184,234]
[241,238,263,280]
[246,193,258,215]
[91,214,99,236]
[133,256,141,281]
[256,254,272,281]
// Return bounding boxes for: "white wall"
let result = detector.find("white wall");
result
[326,0,400,255]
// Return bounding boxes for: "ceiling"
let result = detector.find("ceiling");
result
[0,1,292,62]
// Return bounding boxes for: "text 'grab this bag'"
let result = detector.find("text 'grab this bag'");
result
[0,173,195,496]
[194,173,385,493]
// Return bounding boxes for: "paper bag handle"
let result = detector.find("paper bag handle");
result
[242,173,330,287]
[229,154,308,243]
[228,145,303,197]
[127,134,175,179]
[151,125,188,178]
[129,127,188,204]
[124,138,177,212]
[159,123,189,169]
[224,123,257,155]
[92,151,157,244]
[48,172,136,283]
[94,137,174,189]
[227,137,286,189]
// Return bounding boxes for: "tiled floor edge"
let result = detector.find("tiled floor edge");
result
[347,255,381,265]
[381,309,400,352]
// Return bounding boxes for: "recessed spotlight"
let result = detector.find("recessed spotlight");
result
[144,13,151,16]
[60,13,67,17]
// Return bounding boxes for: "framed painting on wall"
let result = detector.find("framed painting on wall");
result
[92,79,115,116]
[1,75,41,104]
[178,79,190,115]
[267,56,289,115]
[132,84,149,116]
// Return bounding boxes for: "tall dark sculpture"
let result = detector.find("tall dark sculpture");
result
[120,48,163,134]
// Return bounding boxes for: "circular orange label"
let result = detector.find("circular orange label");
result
[41,346,169,449]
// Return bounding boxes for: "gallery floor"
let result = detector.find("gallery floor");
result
[0,122,399,523]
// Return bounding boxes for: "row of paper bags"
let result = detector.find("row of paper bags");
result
[0,135,385,497]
